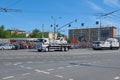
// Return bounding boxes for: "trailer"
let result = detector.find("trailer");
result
[36,37,70,52]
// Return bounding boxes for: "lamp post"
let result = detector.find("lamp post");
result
[42,24,44,38]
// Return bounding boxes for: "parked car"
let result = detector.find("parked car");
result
[0,44,15,50]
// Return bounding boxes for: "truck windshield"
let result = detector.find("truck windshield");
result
[92,42,101,44]
[36,39,44,42]
[56,37,60,40]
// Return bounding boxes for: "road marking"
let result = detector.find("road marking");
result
[55,75,63,78]
[114,77,120,80]
[58,67,64,69]
[27,62,33,63]
[26,67,32,69]
[35,69,42,72]
[13,62,22,65]
[22,73,31,76]
[42,71,50,74]
[47,69,54,71]
[20,65,24,68]
[66,66,72,68]
[2,76,14,79]
[69,79,74,80]
[35,69,50,74]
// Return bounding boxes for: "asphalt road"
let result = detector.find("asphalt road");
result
[0,48,120,80]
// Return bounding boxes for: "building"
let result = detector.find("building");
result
[8,29,25,34]
[69,26,116,43]
[43,32,58,41]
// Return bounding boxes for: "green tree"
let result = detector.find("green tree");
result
[30,29,42,38]
[0,25,5,38]
[4,30,11,38]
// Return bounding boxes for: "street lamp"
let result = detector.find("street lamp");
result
[57,19,77,33]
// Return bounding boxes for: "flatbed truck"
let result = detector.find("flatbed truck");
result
[36,37,71,52]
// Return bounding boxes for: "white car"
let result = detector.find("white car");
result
[0,44,15,50]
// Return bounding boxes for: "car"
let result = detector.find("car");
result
[92,41,104,50]
[0,44,15,50]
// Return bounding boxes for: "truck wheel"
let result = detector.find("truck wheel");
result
[45,47,49,52]
[38,49,42,52]
[65,47,69,51]
[61,47,65,51]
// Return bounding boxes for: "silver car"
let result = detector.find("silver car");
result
[0,44,15,50]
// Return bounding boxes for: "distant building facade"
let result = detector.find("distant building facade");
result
[8,29,25,34]
[43,32,57,40]
[69,26,116,43]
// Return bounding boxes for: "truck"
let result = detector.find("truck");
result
[92,38,119,50]
[36,37,70,52]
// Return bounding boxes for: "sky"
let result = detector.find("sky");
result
[0,0,120,35]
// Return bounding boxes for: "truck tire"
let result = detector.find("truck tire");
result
[38,49,42,52]
[65,47,69,51]
[61,47,65,51]
[45,47,49,52]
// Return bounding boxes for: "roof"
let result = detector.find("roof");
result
[8,29,25,32]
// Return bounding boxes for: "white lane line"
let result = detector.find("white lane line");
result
[66,66,72,68]
[69,79,74,80]
[20,65,24,68]
[35,69,50,74]
[58,67,64,69]
[27,62,33,63]
[42,71,50,74]
[35,69,42,72]
[2,76,14,79]
[47,69,54,71]
[114,77,120,80]
[13,62,22,65]
[22,73,31,76]
[55,75,63,78]
[25,67,32,69]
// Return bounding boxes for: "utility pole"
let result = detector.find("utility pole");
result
[51,16,61,40]
[42,24,44,38]
[95,9,120,41]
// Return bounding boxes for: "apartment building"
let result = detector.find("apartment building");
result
[69,26,116,43]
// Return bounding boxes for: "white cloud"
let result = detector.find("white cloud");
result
[103,0,120,7]
[87,1,104,11]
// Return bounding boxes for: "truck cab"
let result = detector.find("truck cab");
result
[36,38,49,52]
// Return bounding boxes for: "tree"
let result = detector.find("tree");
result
[4,30,11,38]
[0,25,5,38]
[30,29,42,38]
